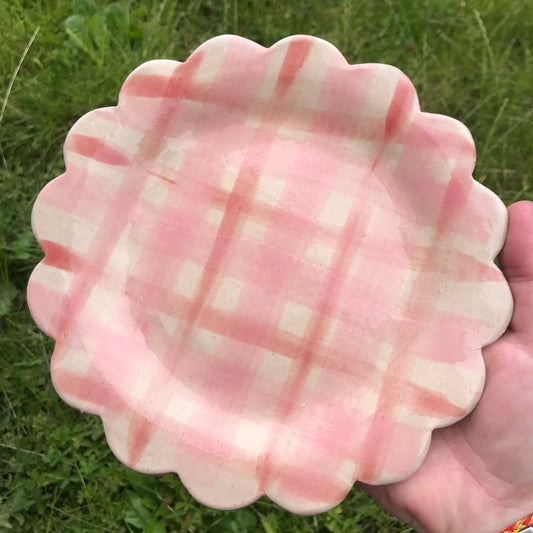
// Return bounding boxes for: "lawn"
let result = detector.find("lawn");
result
[1,0,531,531]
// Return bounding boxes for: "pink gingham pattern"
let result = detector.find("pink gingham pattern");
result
[28,35,513,514]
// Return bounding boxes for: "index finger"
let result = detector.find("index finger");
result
[499,201,533,336]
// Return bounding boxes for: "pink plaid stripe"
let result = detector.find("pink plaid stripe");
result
[28,35,512,513]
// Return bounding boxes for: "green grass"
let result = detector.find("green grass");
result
[1,0,531,531]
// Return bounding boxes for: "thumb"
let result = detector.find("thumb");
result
[499,200,533,337]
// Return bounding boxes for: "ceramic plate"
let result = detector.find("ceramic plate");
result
[28,35,513,514]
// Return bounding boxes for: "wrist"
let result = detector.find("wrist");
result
[443,503,533,533]
[499,513,533,533]
[440,504,533,533]
[408,484,533,533]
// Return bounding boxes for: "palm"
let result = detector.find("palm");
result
[361,201,533,533]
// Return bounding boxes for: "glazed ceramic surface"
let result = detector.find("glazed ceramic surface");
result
[28,35,513,514]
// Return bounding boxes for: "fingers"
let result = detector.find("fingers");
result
[499,201,533,336]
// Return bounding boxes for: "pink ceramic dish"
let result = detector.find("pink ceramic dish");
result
[28,35,513,514]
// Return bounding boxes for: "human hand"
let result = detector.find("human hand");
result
[360,201,533,533]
